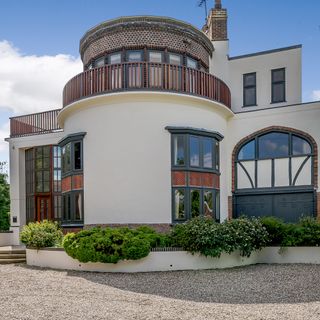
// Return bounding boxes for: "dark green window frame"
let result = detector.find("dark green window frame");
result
[243,72,257,107]
[172,187,220,223]
[271,68,286,103]
[59,132,86,177]
[62,191,84,226]
[166,127,223,173]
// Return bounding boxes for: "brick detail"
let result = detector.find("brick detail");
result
[72,175,83,190]
[231,126,318,193]
[80,17,213,68]
[62,227,83,234]
[61,176,72,193]
[172,171,186,186]
[189,172,202,187]
[204,7,228,41]
[84,224,172,233]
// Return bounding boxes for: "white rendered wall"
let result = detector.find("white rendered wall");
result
[6,132,64,244]
[227,102,320,195]
[59,92,233,225]
[228,47,302,112]
[209,40,229,85]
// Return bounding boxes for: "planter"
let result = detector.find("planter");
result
[0,231,13,246]
[26,247,320,273]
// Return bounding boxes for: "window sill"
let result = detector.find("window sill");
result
[270,100,287,104]
[242,104,257,108]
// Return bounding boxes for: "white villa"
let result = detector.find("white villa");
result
[6,0,320,244]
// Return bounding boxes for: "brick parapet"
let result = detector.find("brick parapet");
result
[80,17,213,68]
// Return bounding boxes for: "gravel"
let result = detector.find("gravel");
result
[1,264,320,320]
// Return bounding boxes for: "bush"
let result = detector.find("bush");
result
[20,220,63,249]
[0,212,10,231]
[259,216,287,246]
[170,217,269,258]
[63,226,170,264]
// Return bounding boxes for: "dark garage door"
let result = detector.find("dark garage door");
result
[234,192,315,222]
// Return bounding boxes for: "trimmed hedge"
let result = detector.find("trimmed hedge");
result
[63,226,170,264]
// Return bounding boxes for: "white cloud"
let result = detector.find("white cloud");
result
[0,40,82,114]
[0,121,9,153]
[312,90,320,101]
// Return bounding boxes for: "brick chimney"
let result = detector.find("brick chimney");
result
[203,0,228,41]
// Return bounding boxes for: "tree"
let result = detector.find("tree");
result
[0,162,10,231]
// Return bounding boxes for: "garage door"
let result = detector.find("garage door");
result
[234,192,315,222]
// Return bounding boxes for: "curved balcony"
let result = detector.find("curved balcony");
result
[63,62,231,108]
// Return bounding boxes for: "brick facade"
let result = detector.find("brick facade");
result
[80,17,213,68]
[204,5,228,41]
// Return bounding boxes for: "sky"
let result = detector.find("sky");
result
[0,0,319,164]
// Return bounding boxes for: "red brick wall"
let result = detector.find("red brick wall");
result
[61,176,72,193]
[72,175,83,190]
[80,17,213,68]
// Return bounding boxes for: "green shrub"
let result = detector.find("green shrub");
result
[63,226,170,264]
[260,216,320,247]
[20,220,63,249]
[170,217,269,258]
[259,216,287,246]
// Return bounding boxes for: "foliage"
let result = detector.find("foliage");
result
[63,226,171,264]
[170,217,269,258]
[20,220,63,249]
[260,216,320,247]
[0,162,10,231]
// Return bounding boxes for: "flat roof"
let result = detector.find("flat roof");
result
[228,45,302,61]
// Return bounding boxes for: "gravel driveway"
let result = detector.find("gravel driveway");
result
[1,264,320,320]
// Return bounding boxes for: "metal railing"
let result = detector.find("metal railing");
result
[10,109,62,138]
[63,62,231,108]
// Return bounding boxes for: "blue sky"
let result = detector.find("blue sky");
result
[0,0,319,164]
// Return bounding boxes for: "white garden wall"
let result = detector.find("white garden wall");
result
[27,247,320,273]
[0,232,13,247]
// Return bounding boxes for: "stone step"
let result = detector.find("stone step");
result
[0,253,26,259]
[0,258,26,264]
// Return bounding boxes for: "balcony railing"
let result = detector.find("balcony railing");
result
[10,109,62,138]
[63,62,231,108]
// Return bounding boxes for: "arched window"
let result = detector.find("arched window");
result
[236,131,313,189]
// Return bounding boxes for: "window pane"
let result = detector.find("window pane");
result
[109,53,121,65]
[74,142,82,170]
[203,138,213,168]
[204,191,213,217]
[187,58,197,69]
[190,136,200,167]
[244,73,256,86]
[258,132,289,158]
[36,172,43,192]
[238,140,255,160]
[75,193,83,220]
[127,51,142,62]
[43,157,50,169]
[292,136,311,155]
[43,146,50,158]
[244,87,256,106]
[272,82,285,102]
[272,69,285,82]
[215,141,220,170]
[173,136,185,166]
[95,57,105,67]
[63,143,71,173]
[174,189,185,219]
[149,52,162,63]
[190,190,201,218]
[63,194,71,221]
[168,53,181,65]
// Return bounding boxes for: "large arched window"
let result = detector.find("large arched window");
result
[236,131,313,189]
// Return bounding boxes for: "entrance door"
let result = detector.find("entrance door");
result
[36,196,52,221]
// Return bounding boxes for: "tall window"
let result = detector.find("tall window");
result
[167,127,222,223]
[272,68,286,103]
[243,72,256,107]
[59,133,85,226]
